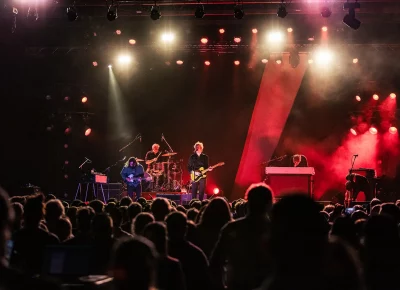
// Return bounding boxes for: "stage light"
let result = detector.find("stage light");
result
[200,37,208,44]
[115,30,122,35]
[389,127,398,134]
[66,6,78,21]
[161,33,175,43]
[194,3,205,18]
[65,127,71,134]
[64,144,69,149]
[85,127,92,136]
[277,4,287,18]
[321,26,328,32]
[234,60,240,66]
[289,51,300,68]
[107,5,118,21]
[261,59,268,64]
[373,94,379,101]
[150,6,161,20]
[315,49,333,65]
[287,27,293,33]
[252,28,258,34]
[276,59,282,64]
[176,60,183,65]
[267,31,284,43]
[129,39,136,45]
[369,127,378,135]
[390,93,396,99]
[46,125,54,132]
[92,61,98,67]
[118,54,132,64]
[64,174,69,179]
[355,95,361,102]
[352,58,358,64]
[213,187,220,195]
[350,128,357,136]
[204,61,210,66]
[219,28,225,34]
[81,96,88,103]
[233,37,241,43]
[64,96,70,101]
[321,7,332,18]
[308,59,314,64]
[343,3,361,30]
[233,5,244,19]
[108,64,112,68]
[65,160,69,165]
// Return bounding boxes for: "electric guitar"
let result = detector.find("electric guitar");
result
[190,162,225,182]
[125,174,152,186]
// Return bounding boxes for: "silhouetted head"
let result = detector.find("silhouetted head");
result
[110,207,124,227]
[92,213,113,239]
[66,206,78,229]
[120,197,132,207]
[54,218,73,242]
[187,208,199,222]
[105,202,117,214]
[370,204,381,216]
[165,211,187,242]
[128,202,143,221]
[350,210,368,223]
[144,222,167,256]
[323,204,335,214]
[133,213,155,236]
[111,237,157,290]
[380,203,400,224]
[364,215,400,248]
[45,199,65,222]
[191,201,202,210]
[176,205,187,214]
[89,200,104,214]
[331,216,359,249]
[370,198,382,210]
[244,183,273,216]
[45,194,56,202]
[151,198,171,222]
[77,207,95,232]
[137,198,147,207]
[199,197,232,230]
[24,194,45,226]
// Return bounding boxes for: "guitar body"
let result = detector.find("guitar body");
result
[190,162,225,183]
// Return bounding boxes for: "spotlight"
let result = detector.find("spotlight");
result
[390,93,396,99]
[233,5,244,19]
[118,54,132,64]
[233,37,241,43]
[343,2,361,30]
[321,26,328,32]
[176,60,183,65]
[219,28,225,34]
[373,94,379,101]
[64,127,71,135]
[369,127,378,135]
[107,5,118,21]
[161,33,175,43]
[355,95,361,102]
[64,96,70,101]
[204,61,210,66]
[200,37,208,44]
[389,127,398,134]
[150,5,161,20]
[321,7,332,18]
[66,6,78,21]
[287,27,293,33]
[115,30,122,35]
[81,96,88,103]
[64,160,69,165]
[129,39,136,45]
[252,28,258,34]
[234,60,240,65]
[194,4,205,18]
[315,49,333,65]
[85,127,92,136]
[64,144,69,149]
[267,31,284,43]
[92,61,98,67]
[276,59,282,64]
[277,4,287,18]
[289,51,300,68]
[308,59,314,64]
[350,128,357,136]
[261,59,268,64]
[353,58,358,64]
[108,64,112,68]
[213,187,220,195]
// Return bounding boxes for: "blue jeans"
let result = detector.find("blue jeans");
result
[127,184,142,200]
[191,178,206,200]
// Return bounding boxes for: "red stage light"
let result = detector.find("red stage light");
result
[85,128,92,136]
[213,187,220,195]
[287,27,293,33]
[389,127,398,134]
[81,96,88,103]
[219,28,225,34]
[64,96,69,101]
[322,26,328,32]
[252,28,258,34]
[350,128,357,136]
[64,174,69,179]
[204,61,210,66]
[92,61,98,67]
[116,30,122,35]
[353,58,359,64]
[390,93,396,99]
[373,94,379,100]
[129,39,136,45]
[233,37,241,43]
[65,160,69,165]
[369,127,378,135]
[200,37,208,44]
[64,127,71,134]
[276,59,282,64]
[176,60,184,65]
[64,144,68,149]
[355,95,361,102]
[261,59,268,64]
[234,60,240,66]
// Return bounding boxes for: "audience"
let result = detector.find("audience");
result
[121,202,142,232]
[45,199,65,235]
[151,198,171,222]
[133,212,155,235]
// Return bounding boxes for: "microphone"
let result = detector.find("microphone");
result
[161,133,164,141]
[353,154,358,157]
[85,157,92,163]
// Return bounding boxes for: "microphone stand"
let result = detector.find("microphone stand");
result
[161,134,174,153]
[346,155,358,207]
[119,134,141,152]
[265,155,287,166]
[79,158,91,169]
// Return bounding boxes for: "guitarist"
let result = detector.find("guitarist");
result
[120,157,145,200]
[187,141,212,201]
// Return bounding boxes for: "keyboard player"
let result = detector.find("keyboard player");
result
[291,154,308,167]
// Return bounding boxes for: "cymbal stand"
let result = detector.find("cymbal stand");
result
[161,133,174,153]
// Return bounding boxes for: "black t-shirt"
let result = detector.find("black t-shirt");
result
[187,153,209,173]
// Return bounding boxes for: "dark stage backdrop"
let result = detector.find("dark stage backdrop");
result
[0,51,265,199]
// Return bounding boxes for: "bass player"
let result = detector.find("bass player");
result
[120,157,145,200]
[187,141,212,200]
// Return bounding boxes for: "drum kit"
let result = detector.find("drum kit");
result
[138,152,183,192]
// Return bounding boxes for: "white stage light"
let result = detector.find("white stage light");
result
[315,49,334,65]
[161,33,175,43]
[267,31,284,43]
[117,54,132,64]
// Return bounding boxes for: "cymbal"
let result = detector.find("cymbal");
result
[162,152,177,157]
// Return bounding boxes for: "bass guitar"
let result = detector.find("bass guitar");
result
[190,162,225,183]
[125,173,152,186]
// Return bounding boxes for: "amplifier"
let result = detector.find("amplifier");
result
[156,193,191,205]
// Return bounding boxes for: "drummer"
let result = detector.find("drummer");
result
[145,143,165,171]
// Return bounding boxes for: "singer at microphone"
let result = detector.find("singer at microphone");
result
[291,154,308,167]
